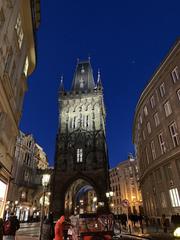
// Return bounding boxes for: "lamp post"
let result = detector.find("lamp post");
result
[39,173,51,240]
[106,191,114,212]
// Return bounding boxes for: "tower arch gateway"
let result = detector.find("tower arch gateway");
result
[51,60,110,218]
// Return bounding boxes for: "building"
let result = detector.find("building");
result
[6,131,49,222]
[109,156,142,215]
[35,144,48,170]
[133,39,180,220]
[0,0,40,217]
[52,60,110,218]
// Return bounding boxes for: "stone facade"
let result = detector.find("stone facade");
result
[6,131,50,222]
[109,156,142,215]
[52,60,110,218]
[0,0,40,217]
[133,39,180,220]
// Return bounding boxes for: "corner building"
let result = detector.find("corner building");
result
[52,60,110,218]
[133,39,180,220]
[0,0,40,217]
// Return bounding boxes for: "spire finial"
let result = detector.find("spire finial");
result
[97,69,101,83]
[88,56,91,62]
[60,75,64,92]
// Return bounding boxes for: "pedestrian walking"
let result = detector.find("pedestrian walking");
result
[41,213,54,240]
[3,213,20,240]
[0,219,3,240]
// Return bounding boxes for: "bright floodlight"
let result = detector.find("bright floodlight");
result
[106,192,110,198]
[174,227,180,238]
[42,174,51,187]
[93,197,97,202]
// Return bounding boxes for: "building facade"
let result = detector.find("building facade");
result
[52,60,110,218]
[0,0,40,217]
[109,156,142,215]
[6,131,49,222]
[133,39,180,219]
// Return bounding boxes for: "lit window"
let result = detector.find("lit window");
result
[171,66,179,83]
[177,89,180,101]
[150,141,156,160]
[169,188,180,207]
[0,8,5,27]
[164,101,172,117]
[154,112,160,127]
[23,57,29,76]
[158,132,166,154]
[169,122,179,147]
[159,82,165,97]
[15,14,24,49]
[144,106,148,116]
[150,95,155,108]
[147,122,151,134]
[77,148,83,163]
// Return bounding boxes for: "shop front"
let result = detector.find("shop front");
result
[0,179,8,218]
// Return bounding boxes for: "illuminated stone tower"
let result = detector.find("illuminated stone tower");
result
[52,59,110,217]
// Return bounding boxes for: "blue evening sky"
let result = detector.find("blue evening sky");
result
[20,0,180,167]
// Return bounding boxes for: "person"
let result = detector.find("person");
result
[0,219,3,240]
[41,213,54,240]
[55,215,65,240]
[3,214,20,240]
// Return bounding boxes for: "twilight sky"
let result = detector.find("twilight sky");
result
[20,0,180,167]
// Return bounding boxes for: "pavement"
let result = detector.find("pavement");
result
[15,221,177,240]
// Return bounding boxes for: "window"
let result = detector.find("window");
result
[171,66,179,83]
[150,141,156,160]
[169,122,179,147]
[0,8,5,27]
[164,101,172,117]
[177,89,180,101]
[23,57,29,76]
[160,192,167,208]
[139,115,143,124]
[169,188,180,207]
[159,82,165,97]
[15,14,24,49]
[142,130,145,140]
[145,147,149,164]
[144,106,148,116]
[86,115,89,127]
[73,116,76,129]
[158,132,166,154]
[147,122,151,134]
[150,95,155,108]
[77,148,83,163]
[154,112,160,127]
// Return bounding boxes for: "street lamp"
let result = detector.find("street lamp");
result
[39,173,51,240]
[106,191,114,212]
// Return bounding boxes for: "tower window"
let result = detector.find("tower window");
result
[164,101,172,117]
[15,14,24,49]
[150,95,155,109]
[77,148,83,163]
[154,112,160,127]
[150,140,156,160]
[158,132,166,154]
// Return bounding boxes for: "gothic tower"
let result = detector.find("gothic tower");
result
[52,60,110,218]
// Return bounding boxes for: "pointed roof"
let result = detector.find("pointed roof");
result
[71,60,95,91]
[97,69,103,89]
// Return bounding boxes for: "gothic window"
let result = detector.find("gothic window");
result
[77,148,83,163]
[73,116,76,129]
[147,122,151,134]
[144,106,148,116]
[86,115,89,127]
[150,95,155,109]
[150,141,156,160]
